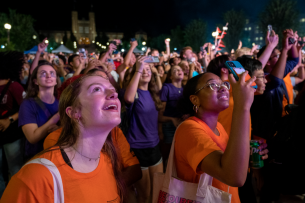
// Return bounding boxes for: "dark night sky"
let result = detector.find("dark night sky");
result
[1,0,305,38]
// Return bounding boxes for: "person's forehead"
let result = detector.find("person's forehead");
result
[81,75,111,88]
[38,65,54,72]
[198,73,221,84]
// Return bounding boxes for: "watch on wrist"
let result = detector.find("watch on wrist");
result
[9,117,14,124]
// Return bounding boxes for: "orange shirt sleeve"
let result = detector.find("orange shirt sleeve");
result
[175,118,221,183]
[43,128,62,149]
[1,164,54,203]
[112,127,139,168]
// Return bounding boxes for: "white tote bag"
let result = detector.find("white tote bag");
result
[23,158,64,203]
[152,133,232,203]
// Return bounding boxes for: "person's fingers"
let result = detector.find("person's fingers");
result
[258,142,268,150]
[228,73,237,84]
[246,75,256,87]
[239,71,248,84]
[262,154,268,160]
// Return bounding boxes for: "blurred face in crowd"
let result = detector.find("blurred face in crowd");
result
[191,73,230,113]
[193,53,198,62]
[183,49,193,61]
[151,50,159,57]
[173,57,180,65]
[267,49,281,70]
[139,63,152,84]
[70,56,81,69]
[158,66,164,77]
[170,65,184,81]
[35,65,57,88]
[179,61,190,76]
[252,69,267,95]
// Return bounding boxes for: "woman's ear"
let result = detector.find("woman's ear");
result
[66,106,80,119]
[221,68,228,74]
[189,95,200,107]
[34,79,38,85]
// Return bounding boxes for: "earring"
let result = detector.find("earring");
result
[193,105,199,113]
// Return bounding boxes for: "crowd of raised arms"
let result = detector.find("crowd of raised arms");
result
[0,28,305,203]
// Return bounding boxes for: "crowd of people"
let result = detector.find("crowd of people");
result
[0,28,305,203]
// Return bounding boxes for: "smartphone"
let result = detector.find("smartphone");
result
[131,38,136,42]
[289,38,296,45]
[144,56,160,63]
[268,25,273,36]
[107,58,115,66]
[110,41,117,46]
[225,61,257,89]
[79,48,87,58]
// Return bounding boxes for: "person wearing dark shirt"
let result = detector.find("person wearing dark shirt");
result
[252,29,299,142]
[0,51,25,198]
[19,62,60,160]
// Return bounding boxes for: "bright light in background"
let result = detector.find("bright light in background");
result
[106,42,109,45]
[92,41,95,43]
[142,47,145,51]
[212,45,216,49]
[33,35,37,39]
[1,45,5,49]
[223,26,228,31]
[96,42,99,44]
[45,40,49,44]
[166,38,170,42]
[61,41,63,44]
[4,23,11,30]
[252,43,256,46]
[174,48,177,50]
[50,47,53,50]
[142,41,146,45]
[121,49,125,52]
[212,32,218,37]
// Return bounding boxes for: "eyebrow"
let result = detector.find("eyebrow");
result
[206,79,217,83]
[87,82,114,91]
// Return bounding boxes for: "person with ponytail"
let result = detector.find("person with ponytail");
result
[1,73,127,202]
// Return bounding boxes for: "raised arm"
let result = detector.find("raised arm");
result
[271,30,295,79]
[124,40,138,68]
[200,72,256,187]
[151,65,162,91]
[165,39,170,58]
[72,56,85,77]
[30,38,48,74]
[124,56,148,104]
[258,30,279,69]
[99,43,117,63]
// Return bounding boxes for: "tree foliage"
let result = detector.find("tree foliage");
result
[222,9,246,52]
[170,26,184,52]
[0,9,38,51]
[258,0,299,41]
[184,19,207,52]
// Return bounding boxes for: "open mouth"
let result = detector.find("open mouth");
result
[103,104,118,110]
[218,94,229,100]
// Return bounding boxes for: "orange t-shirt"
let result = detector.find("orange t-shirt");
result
[282,73,293,116]
[1,147,120,202]
[174,116,240,203]
[217,88,251,139]
[43,127,139,168]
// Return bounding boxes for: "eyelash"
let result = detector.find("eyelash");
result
[93,87,102,92]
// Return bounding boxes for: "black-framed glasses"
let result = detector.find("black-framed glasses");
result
[194,81,230,94]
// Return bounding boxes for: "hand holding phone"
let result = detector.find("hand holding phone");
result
[144,56,160,63]
[225,61,257,89]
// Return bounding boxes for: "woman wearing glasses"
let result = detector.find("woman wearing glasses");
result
[174,72,256,203]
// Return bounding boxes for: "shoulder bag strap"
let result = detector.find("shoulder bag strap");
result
[34,97,52,118]
[0,80,12,105]
[24,158,64,203]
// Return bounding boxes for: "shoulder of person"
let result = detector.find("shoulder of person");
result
[10,81,24,90]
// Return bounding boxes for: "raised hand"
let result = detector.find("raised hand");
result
[136,56,149,72]
[228,71,256,110]
[131,40,138,48]
[38,38,48,53]
[265,30,279,49]
[282,29,295,51]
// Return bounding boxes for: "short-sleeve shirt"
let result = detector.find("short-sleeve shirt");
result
[0,81,24,117]
[18,98,59,158]
[125,88,159,149]
[174,116,240,203]
[43,127,139,168]
[160,83,183,118]
[1,147,120,203]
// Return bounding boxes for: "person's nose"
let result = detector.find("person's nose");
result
[106,89,118,100]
